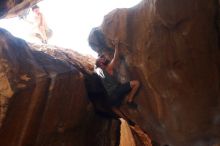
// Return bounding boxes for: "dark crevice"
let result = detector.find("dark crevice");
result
[215,0,220,50]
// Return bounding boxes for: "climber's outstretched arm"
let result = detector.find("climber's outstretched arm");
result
[106,39,120,75]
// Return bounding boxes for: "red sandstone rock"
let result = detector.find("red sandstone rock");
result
[0,29,120,146]
[89,0,220,145]
[1,0,220,145]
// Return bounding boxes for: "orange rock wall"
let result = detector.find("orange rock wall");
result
[95,0,220,145]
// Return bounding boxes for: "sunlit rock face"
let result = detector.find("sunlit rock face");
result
[90,0,220,145]
[0,0,41,18]
[0,28,120,146]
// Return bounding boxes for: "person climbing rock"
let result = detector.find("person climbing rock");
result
[31,5,52,44]
[94,39,140,108]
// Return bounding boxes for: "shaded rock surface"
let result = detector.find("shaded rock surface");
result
[0,0,41,18]
[0,29,120,146]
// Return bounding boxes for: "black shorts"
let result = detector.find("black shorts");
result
[110,82,131,106]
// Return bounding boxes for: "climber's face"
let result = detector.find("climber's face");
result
[96,55,110,68]
[32,8,40,15]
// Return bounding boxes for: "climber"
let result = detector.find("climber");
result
[31,5,52,44]
[94,39,140,108]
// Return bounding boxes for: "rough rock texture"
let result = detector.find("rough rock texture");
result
[0,0,41,18]
[1,0,220,146]
[89,0,220,146]
[0,29,120,146]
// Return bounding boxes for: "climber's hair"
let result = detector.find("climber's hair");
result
[32,5,39,11]
[95,59,101,68]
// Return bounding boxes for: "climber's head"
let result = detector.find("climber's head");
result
[32,5,40,14]
[95,54,110,68]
